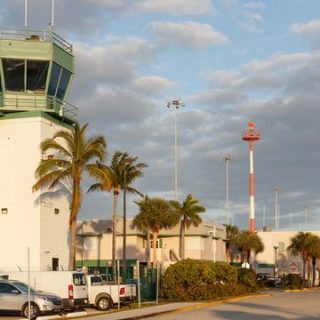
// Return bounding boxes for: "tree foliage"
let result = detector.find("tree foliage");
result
[172,194,206,259]
[161,259,256,301]
[134,197,180,266]
[88,151,147,279]
[33,123,106,270]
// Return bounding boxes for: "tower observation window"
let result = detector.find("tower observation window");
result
[27,61,49,91]
[2,59,49,92]
[56,69,71,100]
[48,62,61,96]
[3,59,24,91]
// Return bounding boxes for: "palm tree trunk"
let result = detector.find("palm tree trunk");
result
[152,226,159,267]
[312,258,316,287]
[69,217,77,270]
[69,177,81,270]
[146,229,151,268]
[180,219,185,260]
[302,258,306,287]
[112,190,119,282]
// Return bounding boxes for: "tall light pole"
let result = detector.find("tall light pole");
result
[273,187,282,230]
[167,99,185,200]
[122,160,130,283]
[222,156,232,225]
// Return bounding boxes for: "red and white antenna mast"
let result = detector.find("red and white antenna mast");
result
[242,120,260,233]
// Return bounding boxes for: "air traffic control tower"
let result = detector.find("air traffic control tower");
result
[0,28,77,271]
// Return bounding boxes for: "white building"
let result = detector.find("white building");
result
[0,28,76,271]
[76,218,227,277]
[256,229,320,280]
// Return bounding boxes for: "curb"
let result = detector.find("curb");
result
[66,293,271,320]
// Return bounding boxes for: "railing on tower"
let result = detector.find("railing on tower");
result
[0,28,73,54]
[0,94,77,120]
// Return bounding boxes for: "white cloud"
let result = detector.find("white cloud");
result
[291,20,320,35]
[291,20,320,48]
[242,10,264,33]
[148,21,228,49]
[131,76,176,94]
[243,1,267,9]
[192,89,247,107]
[242,52,316,73]
[133,0,215,15]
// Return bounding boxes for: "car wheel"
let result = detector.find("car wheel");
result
[22,302,40,320]
[96,296,111,311]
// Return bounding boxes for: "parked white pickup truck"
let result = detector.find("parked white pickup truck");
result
[86,275,136,311]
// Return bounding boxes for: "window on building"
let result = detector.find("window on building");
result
[0,72,2,94]
[48,62,61,96]
[27,60,49,91]
[2,59,50,93]
[56,68,71,100]
[3,59,25,91]
[149,239,163,249]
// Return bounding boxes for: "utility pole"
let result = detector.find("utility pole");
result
[223,156,232,225]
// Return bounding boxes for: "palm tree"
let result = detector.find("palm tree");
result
[88,151,147,281]
[224,224,239,263]
[234,230,264,265]
[134,197,180,266]
[131,210,152,268]
[308,235,320,287]
[173,194,206,259]
[32,123,106,270]
[288,232,314,286]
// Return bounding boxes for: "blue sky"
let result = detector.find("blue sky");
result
[2,0,320,231]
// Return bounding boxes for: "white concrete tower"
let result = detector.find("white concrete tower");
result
[0,27,76,271]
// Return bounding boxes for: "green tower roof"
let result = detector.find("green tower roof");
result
[0,27,77,123]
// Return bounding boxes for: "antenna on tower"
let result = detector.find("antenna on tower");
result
[51,0,55,28]
[24,0,28,28]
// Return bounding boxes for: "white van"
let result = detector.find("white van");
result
[2,271,88,310]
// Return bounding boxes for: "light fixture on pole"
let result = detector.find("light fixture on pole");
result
[273,187,282,230]
[167,99,185,200]
[222,156,232,225]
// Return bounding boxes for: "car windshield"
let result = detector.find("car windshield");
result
[12,282,35,293]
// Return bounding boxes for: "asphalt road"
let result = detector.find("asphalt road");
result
[1,290,320,320]
[143,290,320,320]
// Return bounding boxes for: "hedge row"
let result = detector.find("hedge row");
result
[161,259,257,301]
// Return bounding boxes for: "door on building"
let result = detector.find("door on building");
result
[52,258,59,271]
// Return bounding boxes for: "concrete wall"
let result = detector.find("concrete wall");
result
[0,115,70,271]
[257,230,320,277]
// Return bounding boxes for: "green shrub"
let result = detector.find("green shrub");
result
[283,274,303,290]
[237,268,257,290]
[160,259,255,301]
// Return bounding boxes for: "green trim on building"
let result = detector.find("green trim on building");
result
[258,263,275,268]
[76,259,138,268]
[0,110,74,129]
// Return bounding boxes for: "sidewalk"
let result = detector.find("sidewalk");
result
[36,293,271,320]
[83,302,201,320]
